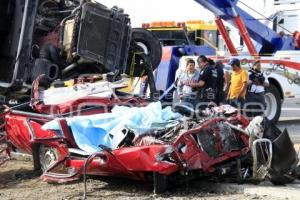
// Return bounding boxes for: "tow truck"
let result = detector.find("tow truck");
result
[194,0,300,123]
[138,20,219,98]
[148,0,300,123]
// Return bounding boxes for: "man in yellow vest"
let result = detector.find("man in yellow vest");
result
[227,58,249,108]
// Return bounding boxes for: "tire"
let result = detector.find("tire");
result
[292,166,300,180]
[38,145,59,172]
[270,172,295,185]
[153,172,167,194]
[126,28,162,77]
[264,84,281,124]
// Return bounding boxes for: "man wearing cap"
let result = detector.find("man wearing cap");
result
[227,58,249,108]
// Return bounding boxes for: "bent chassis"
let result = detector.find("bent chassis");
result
[2,101,251,187]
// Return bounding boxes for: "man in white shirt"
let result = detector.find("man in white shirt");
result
[177,59,200,103]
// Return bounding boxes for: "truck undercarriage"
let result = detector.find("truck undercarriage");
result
[0,0,161,105]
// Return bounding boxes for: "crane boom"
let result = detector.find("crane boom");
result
[194,0,295,54]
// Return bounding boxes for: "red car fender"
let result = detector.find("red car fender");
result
[44,145,179,183]
[5,114,33,153]
[65,151,142,180]
[111,145,179,175]
[63,145,179,176]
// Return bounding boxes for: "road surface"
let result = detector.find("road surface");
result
[278,98,300,142]
[280,98,300,119]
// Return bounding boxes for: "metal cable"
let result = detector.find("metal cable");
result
[82,152,104,200]
[239,1,293,35]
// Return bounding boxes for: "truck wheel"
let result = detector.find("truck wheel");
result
[39,145,59,172]
[153,172,167,194]
[270,172,295,185]
[264,85,281,124]
[126,28,162,77]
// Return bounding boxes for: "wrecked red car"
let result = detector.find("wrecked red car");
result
[1,79,300,194]
[0,0,299,196]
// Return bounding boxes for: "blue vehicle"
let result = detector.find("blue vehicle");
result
[141,21,217,97]
[144,0,300,123]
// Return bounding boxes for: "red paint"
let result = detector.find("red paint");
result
[161,47,172,61]
[5,114,33,154]
[294,31,300,49]
[256,59,300,71]
[172,117,250,172]
[57,119,78,148]
[264,59,300,71]
[3,97,251,183]
[31,76,148,115]
[234,16,258,56]
[215,17,238,56]
[214,57,300,72]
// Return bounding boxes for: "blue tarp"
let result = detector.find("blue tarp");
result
[42,102,182,153]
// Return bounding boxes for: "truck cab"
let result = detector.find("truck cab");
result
[142,21,191,46]
[143,20,221,49]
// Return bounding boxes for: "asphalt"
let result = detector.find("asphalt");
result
[280,98,300,120]
[209,181,300,200]
[278,98,300,142]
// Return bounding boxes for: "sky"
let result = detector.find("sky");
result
[97,0,215,27]
[96,0,300,47]
[96,0,265,47]
[96,0,300,28]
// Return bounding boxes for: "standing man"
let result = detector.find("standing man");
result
[215,60,226,105]
[227,58,249,108]
[189,55,218,109]
[246,60,269,116]
[177,59,200,103]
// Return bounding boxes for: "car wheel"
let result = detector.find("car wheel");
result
[264,84,281,124]
[153,172,167,194]
[39,145,59,172]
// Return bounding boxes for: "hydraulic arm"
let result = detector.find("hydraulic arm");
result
[194,0,296,55]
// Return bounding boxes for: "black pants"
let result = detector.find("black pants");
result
[228,97,245,108]
[215,91,225,105]
[245,92,266,117]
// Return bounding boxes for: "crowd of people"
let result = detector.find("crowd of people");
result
[177,55,268,117]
